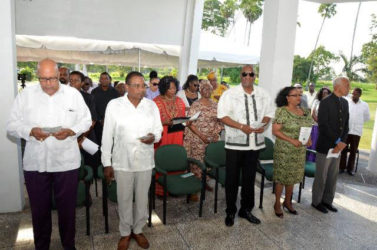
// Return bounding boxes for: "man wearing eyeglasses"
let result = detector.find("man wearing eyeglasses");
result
[217,65,274,227]
[293,83,309,108]
[7,58,92,250]
[101,71,162,250]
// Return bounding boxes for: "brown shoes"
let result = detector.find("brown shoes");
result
[117,235,131,250]
[131,232,150,249]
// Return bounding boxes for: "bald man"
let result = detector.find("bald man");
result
[217,65,274,226]
[312,77,350,214]
[59,66,70,84]
[7,59,91,249]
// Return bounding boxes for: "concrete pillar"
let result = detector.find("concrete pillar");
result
[367,108,377,173]
[178,0,204,84]
[0,0,25,212]
[258,0,299,99]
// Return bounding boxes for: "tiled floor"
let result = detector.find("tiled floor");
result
[1,149,376,250]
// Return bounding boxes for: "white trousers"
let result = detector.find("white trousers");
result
[115,169,152,236]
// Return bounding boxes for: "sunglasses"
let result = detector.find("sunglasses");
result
[288,94,302,97]
[194,84,199,87]
[152,83,159,86]
[241,72,255,77]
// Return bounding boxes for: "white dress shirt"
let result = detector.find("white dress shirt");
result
[101,95,163,172]
[347,97,370,136]
[305,91,317,109]
[7,84,92,172]
[217,85,275,151]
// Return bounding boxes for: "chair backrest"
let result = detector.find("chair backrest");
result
[204,141,226,166]
[155,144,188,172]
[259,137,274,161]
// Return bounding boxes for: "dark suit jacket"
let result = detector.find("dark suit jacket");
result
[316,93,349,154]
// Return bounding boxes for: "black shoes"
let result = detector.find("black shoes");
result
[312,203,328,213]
[283,203,298,215]
[225,214,235,227]
[347,170,355,176]
[322,203,338,212]
[238,210,261,224]
[339,169,345,174]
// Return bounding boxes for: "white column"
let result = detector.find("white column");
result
[0,0,25,212]
[258,0,299,99]
[178,0,204,84]
[367,108,377,173]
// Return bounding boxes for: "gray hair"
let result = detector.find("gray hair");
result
[333,76,349,87]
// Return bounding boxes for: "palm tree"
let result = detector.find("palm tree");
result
[350,2,362,61]
[240,0,263,46]
[307,3,337,83]
[340,52,363,81]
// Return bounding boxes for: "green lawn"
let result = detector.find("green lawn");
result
[359,102,376,150]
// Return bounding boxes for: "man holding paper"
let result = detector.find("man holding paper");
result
[312,77,350,213]
[101,71,162,250]
[218,65,274,227]
[7,59,92,249]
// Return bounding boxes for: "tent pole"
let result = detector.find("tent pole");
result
[138,49,141,72]
[220,67,223,83]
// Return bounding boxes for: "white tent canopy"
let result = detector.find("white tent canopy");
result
[16,31,259,68]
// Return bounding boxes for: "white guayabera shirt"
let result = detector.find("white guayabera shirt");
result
[7,84,92,172]
[101,95,163,172]
[346,97,370,136]
[217,85,275,151]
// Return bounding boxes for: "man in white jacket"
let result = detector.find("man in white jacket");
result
[101,71,163,250]
[339,88,370,175]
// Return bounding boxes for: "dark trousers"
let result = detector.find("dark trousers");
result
[339,134,360,172]
[24,169,79,250]
[225,149,258,215]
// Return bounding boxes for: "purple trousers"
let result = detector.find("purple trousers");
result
[24,169,79,250]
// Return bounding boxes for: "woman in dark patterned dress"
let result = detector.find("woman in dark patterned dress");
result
[272,87,313,218]
[184,81,223,195]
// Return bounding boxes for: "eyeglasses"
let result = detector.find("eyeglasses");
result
[241,72,255,77]
[70,79,82,84]
[152,83,159,86]
[288,94,302,97]
[39,77,59,83]
[127,83,147,89]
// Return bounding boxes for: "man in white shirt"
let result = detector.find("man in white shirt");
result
[217,65,274,227]
[101,72,162,250]
[7,58,92,250]
[340,88,370,175]
[306,82,317,109]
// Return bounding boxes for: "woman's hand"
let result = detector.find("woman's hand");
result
[163,119,173,126]
[199,134,210,144]
[290,139,303,148]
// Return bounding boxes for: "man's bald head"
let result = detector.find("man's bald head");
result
[38,58,60,96]
[59,66,70,84]
[240,64,256,89]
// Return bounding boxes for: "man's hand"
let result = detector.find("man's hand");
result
[30,127,50,142]
[140,133,155,145]
[253,126,265,134]
[332,142,347,153]
[53,128,75,140]
[104,166,114,185]
[240,124,253,135]
[306,138,312,147]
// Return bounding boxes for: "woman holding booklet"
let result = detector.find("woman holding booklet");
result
[184,81,223,199]
[272,86,313,218]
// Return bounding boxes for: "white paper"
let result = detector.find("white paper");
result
[189,111,201,121]
[81,137,99,155]
[250,122,266,129]
[299,127,312,144]
[326,148,340,159]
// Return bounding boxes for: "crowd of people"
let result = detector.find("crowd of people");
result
[6,58,371,250]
